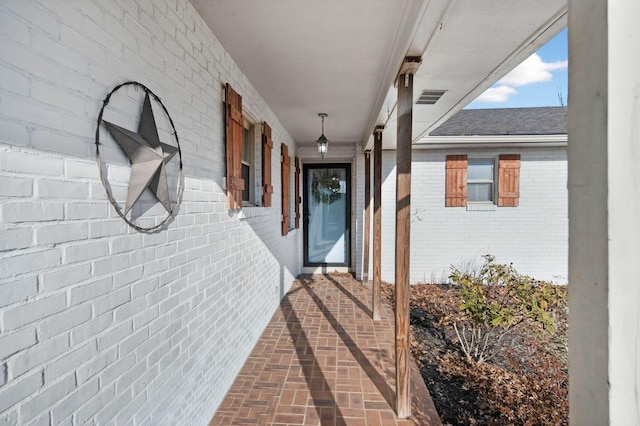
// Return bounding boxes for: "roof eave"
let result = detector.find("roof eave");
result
[413,134,568,150]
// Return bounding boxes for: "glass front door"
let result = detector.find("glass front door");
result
[303,164,350,266]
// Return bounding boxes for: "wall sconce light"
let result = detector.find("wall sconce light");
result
[315,113,329,159]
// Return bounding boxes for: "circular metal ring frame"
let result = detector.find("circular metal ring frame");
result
[95,81,183,232]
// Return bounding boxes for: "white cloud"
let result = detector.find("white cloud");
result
[474,53,568,103]
[499,53,568,87]
[475,85,517,103]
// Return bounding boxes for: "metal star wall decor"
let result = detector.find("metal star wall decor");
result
[96,82,183,232]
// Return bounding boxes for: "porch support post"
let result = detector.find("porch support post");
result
[395,58,418,418]
[363,151,371,285]
[372,128,384,321]
[568,0,640,424]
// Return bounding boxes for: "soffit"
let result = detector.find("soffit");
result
[190,0,567,151]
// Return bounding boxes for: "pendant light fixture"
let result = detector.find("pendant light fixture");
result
[315,113,329,159]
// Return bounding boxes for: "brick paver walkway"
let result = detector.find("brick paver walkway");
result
[209,274,441,425]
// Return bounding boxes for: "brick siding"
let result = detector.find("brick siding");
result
[0,0,301,424]
[358,148,568,284]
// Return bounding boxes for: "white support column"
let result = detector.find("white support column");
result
[568,0,640,424]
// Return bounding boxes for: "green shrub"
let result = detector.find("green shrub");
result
[449,255,566,365]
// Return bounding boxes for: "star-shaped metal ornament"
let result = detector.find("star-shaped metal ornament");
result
[103,92,178,215]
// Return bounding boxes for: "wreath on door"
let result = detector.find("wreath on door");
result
[311,171,342,204]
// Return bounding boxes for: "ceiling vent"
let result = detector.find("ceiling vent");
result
[417,90,447,105]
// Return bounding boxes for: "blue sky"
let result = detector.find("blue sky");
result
[465,28,568,109]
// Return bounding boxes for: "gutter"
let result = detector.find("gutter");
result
[413,134,567,150]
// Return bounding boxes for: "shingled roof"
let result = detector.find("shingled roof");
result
[429,106,567,136]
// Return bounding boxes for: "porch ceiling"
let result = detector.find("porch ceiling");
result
[190,0,567,151]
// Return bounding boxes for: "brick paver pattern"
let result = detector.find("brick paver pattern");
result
[209,274,441,425]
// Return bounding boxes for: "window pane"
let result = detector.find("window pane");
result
[468,183,493,202]
[468,160,493,181]
[307,168,349,264]
[242,127,251,164]
[242,164,250,201]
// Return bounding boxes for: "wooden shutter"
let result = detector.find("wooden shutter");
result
[262,122,273,207]
[281,143,290,236]
[445,155,467,207]
[225,83,244,210]
[294,157,300,228]
[498,154,521,207]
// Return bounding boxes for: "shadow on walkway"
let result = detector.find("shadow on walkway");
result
[209,274,441,425]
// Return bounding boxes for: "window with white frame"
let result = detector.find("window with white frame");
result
[467,158,494,202]
[241,119,256,204]
[445,154,520,208]
[225,83,270,210]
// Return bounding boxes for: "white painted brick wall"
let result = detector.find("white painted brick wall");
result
[364,148,568,283]
[0,276,38,308]
[0,0,301,424]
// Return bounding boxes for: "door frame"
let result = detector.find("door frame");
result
[303,163,351,268]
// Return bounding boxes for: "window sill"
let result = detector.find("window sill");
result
[238,205,271,219]
[466,202,497,212]
[283,227,298,238]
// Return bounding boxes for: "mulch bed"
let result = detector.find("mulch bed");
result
[382,283,568,426]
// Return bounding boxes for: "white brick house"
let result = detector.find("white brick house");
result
[1,0,638,424]
[375,107,568,283]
